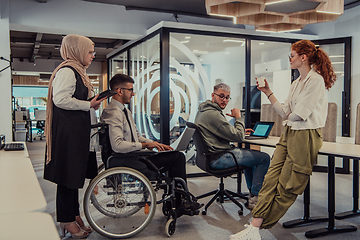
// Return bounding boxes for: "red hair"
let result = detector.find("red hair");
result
[292,39,337,90]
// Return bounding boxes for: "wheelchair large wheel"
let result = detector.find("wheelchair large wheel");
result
[84,167,156,239]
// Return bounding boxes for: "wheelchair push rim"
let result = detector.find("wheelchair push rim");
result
[84,167,156,239]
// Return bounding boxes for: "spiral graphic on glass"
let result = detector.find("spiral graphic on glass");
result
[131,36,210,148]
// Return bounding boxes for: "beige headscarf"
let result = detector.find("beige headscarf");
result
[45,34,94,164]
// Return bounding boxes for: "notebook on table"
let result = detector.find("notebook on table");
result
[245,121,274,140]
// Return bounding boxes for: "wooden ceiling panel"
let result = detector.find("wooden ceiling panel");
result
[206,0,344,32]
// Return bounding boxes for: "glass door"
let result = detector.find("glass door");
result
[313,37,351,174]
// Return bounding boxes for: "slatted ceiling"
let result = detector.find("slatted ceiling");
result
[206,0,344,32]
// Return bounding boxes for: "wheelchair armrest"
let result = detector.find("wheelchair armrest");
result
[112,150,156,158]
[110,151,161,175]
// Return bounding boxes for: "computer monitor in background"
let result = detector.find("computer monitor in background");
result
[242,86,261,110]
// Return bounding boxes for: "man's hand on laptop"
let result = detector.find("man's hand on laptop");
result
[226,108,241,118]
[142,141,174,152]
[245,128,254,135]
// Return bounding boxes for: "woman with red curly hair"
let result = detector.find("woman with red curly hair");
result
[230,39,337,240]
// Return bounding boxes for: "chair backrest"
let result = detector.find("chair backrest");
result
[36,120,45,129]
[321,102,337,142]
[34,109,46,121]
[260,104,284,137]
[185,122,210,172]
[355,103,360,145]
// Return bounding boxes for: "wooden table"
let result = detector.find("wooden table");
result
[243,137,359,238]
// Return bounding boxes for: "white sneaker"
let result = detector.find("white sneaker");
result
[230,224,261,240]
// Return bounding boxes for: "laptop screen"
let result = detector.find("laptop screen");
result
[251,121,274,137]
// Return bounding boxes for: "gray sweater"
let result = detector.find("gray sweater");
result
[194,100,245,153]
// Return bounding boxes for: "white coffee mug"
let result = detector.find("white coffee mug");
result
[257,77,266,87]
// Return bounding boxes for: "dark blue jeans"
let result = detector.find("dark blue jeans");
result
[209,148,270,195]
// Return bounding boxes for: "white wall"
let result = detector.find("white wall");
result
[202,45,246,114]
[0,0,13,140]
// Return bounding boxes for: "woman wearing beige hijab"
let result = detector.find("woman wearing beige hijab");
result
[44,34,106,239]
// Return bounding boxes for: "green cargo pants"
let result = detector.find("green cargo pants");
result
[252,125,323,229]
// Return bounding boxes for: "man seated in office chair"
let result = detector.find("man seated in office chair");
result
[194,83,270,209]
[100,73,202,214]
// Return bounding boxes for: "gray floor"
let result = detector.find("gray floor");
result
[27,140,360,240]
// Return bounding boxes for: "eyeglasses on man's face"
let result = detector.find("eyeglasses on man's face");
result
[214,93,231,101]
[89,51,96,56]
[120,88,134,93]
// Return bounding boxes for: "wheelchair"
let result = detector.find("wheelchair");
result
[83,123,200,239]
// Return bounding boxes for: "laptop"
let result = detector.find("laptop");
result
[154,127,195,153]
[245,121,274,140]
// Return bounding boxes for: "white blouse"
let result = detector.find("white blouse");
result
[273,68,328,130]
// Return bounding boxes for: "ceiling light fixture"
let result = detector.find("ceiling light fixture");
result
[329,55,345,58]
[180,40,190,44]
[276,28,302,33]
[265,0,293,6]
[316,10,342,15]
[255,29,276,33]
[193,50,209,55]
[208,13,234,19]
[223,39,244,43]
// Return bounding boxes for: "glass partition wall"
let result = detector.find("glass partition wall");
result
[251,40,292,128]
[107,26,351,176]
[169,33,246,143]
[130,35,160,142]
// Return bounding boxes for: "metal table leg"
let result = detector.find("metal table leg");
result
[305,156,357,238]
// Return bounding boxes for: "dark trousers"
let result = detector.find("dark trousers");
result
[148,151,187,182]
[56,184,80,222]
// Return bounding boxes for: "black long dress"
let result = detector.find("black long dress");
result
[44,66,96,189]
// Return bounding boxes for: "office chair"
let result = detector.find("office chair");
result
[34,109,46,140]
[35,120,45,140]
[186,122,248,216]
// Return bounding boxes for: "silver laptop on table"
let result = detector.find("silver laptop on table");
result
[152,127,195,153]
[245,121,274,140]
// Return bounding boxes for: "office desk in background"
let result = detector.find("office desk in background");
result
[0,141,29,158]
[0,212,60,240]
[243,137,359,238]
[0,157,47,214]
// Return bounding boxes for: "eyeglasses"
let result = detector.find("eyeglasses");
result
[214,93,231,101]
[288,53,303,60]
[89,51,96,56]
[120,88,134,93]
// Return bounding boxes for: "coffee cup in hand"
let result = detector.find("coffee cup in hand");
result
[257,77,266,87]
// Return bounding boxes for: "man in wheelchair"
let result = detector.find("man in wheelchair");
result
[100,73,202,218]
